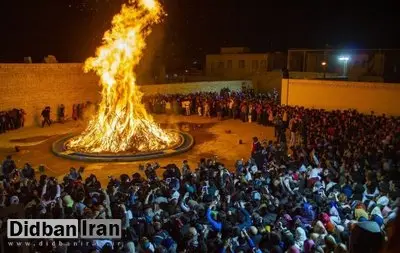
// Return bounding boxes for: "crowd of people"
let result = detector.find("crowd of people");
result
[0,89,400,253]
[0,108,25,134]
[143,88,279,121]
[1,102,93,132]
[40,102,95,127]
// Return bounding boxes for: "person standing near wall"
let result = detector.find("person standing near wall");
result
[248,103,253,123]
[274,114,282,139]
[41,106,51,127]
[9,108,19,129]
[282,109,288,129]
[76,104,81,120]
[165,99,172,115]
[58,104,65,123]
[197,102,202,116]
[296,117,303,146]
[251,136,262,159]
[184,100,191,116]
[267,107,274,126]
[228,98,234,118]
[216,102,223,121]
[191,96,196,115]
[20,109,26,128]
[0,112,5,133]
[256,103,262,124]
[204,101,210,117]
[288,117,297,147]
[172,99,179,115]
[72,104,78,120]
[240,102,248,122]
[78,103,85,120]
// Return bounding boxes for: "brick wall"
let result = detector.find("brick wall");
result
[0,63,252,126]
[0,64,100,126]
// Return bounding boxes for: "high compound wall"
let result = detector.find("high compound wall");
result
[0,64,100,126]
[281,79,400,115]
[0,64,251,126]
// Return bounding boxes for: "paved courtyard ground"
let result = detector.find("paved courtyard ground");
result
[0,115,274,185]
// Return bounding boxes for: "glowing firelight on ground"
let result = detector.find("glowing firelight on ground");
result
[67,0,178,153]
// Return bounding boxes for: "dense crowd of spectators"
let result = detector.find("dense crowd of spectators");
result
[143,88,279,121]
[0,89,400,253]
[0,108,25,134]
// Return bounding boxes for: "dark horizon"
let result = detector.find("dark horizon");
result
[0,0,398,70]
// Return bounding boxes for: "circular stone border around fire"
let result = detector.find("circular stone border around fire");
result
[52,130,194,162]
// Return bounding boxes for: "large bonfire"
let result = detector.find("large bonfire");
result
[67,0,177,153]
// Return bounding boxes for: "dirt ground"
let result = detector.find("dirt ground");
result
[0,115,274,185]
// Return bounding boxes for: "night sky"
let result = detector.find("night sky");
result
[0,0,398,70]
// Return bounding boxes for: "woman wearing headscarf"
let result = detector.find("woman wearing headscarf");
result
[320,213,335,233]
[324,235,337,253]
[354,203,369,222]
[303,238,315,253]
[312,220,328,247]
[294,226,307,251]
[329,201,342,226]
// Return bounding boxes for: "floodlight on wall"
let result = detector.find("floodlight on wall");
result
[321,61,327,79]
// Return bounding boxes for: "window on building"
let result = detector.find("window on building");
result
[239,60,245,69]
[260,60,266,69]
[227,60,232,69]
[252,60,259,70]
[218,61,224,69]
[210,62,215,73]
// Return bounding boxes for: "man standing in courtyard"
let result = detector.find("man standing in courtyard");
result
[41,106,51,127]
[58,104,65,123]
[289,116,297,147]
[184,100,191,116]
[251,137,261,157]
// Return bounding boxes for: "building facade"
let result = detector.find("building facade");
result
[287,48,400,82]
[206,47,285,80]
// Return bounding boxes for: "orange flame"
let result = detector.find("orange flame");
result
[67,0,177,153]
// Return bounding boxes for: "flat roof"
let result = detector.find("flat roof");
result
[288,48,400,51]
[206,52,284,56]
[206,53,269,56]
